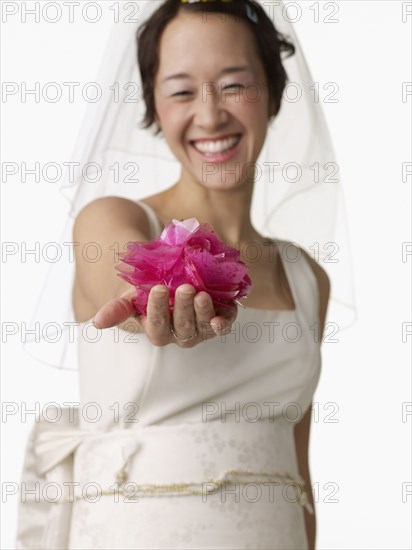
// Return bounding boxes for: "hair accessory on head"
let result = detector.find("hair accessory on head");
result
[24,0,357,370]
[180,0,234,3]
[245,3,258,23]
[180,0,258,24]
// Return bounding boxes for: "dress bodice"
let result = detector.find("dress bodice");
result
[76,201,321,429]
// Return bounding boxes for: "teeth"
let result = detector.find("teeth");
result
[193,135,240,154]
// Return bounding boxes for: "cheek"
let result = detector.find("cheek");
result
[235,101,268,131]
[155,97,181,129]
[235,85,270,120]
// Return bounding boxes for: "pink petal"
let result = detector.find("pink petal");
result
[116,217,252,315]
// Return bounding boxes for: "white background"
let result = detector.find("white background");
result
[1,1,411,548]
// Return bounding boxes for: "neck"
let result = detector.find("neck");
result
[160,178,262,249]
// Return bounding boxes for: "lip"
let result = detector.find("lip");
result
[190,133,242,144]
[190,134,243,163]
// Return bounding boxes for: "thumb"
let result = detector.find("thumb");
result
[93,288,137,329]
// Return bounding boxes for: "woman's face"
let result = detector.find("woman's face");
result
[154,11,272,190]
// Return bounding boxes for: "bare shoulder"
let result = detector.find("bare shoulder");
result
[300,247,330,298]
[73,196,151,238]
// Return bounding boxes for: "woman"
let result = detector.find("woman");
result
[17,1,336,549]
[73,0,328,547]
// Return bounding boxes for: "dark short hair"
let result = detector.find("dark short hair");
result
[136,0,295,135]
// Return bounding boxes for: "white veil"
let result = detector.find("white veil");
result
[23,0,357,370]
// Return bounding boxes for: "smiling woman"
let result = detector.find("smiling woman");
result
[16,1,356,549]
[135,0,295,235]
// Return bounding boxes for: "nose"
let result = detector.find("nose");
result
[192,84,228,130]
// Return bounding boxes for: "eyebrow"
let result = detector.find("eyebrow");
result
[161,65,253,84]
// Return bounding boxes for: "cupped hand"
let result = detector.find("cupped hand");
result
[92,284,238,347]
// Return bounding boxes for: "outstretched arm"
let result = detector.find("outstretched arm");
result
[73,197,237,347]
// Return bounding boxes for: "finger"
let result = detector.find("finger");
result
[143,285,171,344]
[193,291,217,340]
[93,289,137,329]
[210,303,238,335]
[172,284,197,340]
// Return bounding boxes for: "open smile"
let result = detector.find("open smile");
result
[190,134,242,162]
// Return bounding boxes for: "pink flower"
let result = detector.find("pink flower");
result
[116,218,252,316]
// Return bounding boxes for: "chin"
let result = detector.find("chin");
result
[200,179,245,192]
[197,169,240,188]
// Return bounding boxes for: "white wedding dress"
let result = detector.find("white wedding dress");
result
[16,201,321,550]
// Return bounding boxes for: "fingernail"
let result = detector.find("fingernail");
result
[212,323,225,334]
[181,286,195,296]
[154,287,167,296]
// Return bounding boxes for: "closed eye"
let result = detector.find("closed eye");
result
[172,91,191,97]
[224,83,244,90]
[172,84,244,97]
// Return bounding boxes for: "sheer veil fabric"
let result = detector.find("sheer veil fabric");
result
[23,0,357,370]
